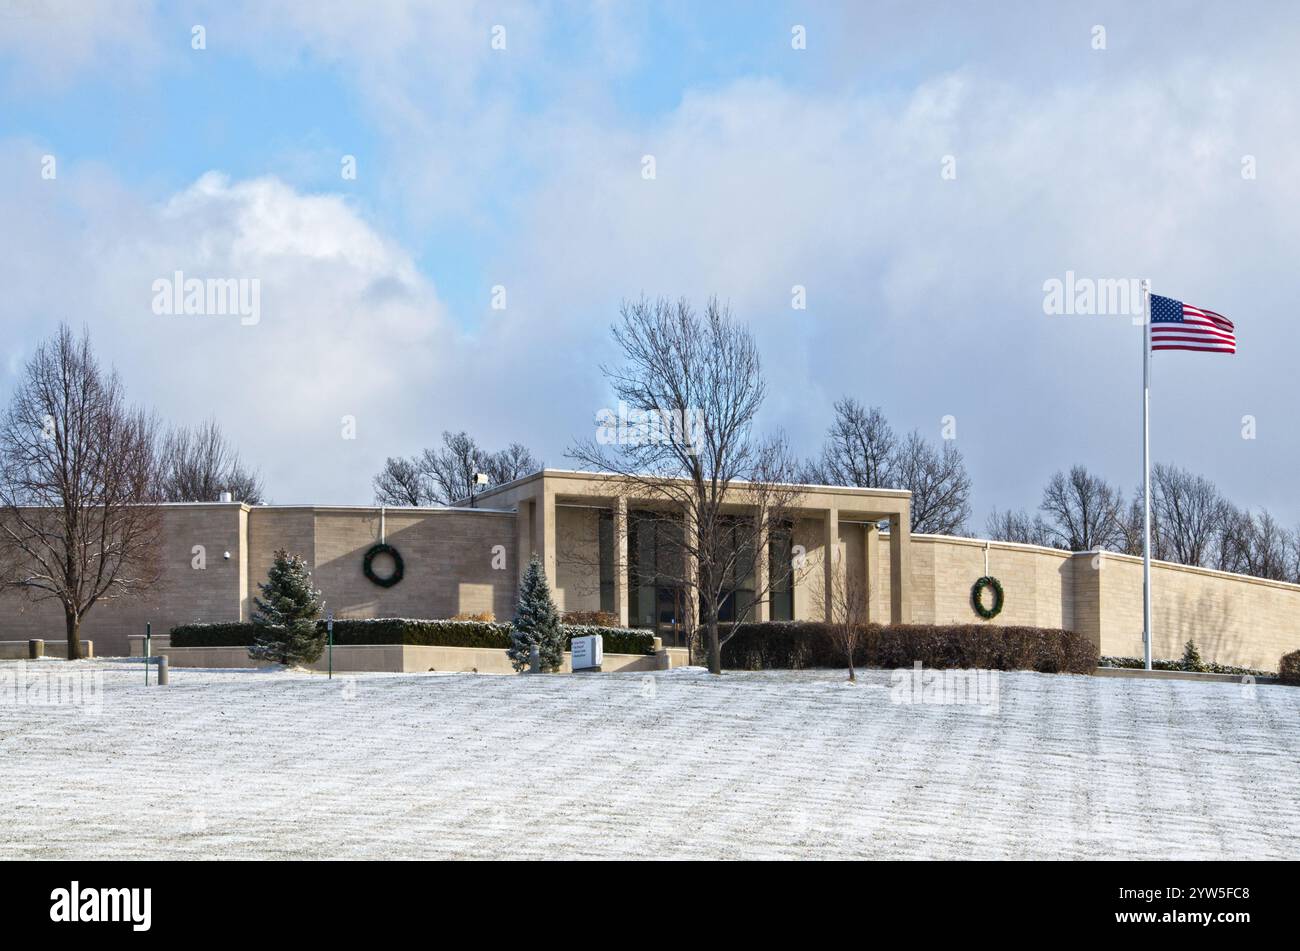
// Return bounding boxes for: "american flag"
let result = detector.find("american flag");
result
[1150,294,1236,353]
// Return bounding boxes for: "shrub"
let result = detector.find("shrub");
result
[171,618,658,655]
[562,624,655,656]
[1099,655,1275,677]
[325,618,512,648]
[1182,640,1206,673]
[450,611,495,622]
[248,549,325,665]
[563,610,618,627]
[721,622,1098,674]
[170,622,259,647]
[1280,650,1300,685]
[509,556,565,672]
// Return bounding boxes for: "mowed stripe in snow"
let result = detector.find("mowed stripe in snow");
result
[1,661,1296,860]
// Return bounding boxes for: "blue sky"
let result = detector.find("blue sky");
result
[1,1,1297,529]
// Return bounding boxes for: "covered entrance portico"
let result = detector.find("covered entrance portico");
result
[462,469,913,637]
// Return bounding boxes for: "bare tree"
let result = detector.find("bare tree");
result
[0,326,162,659]
[893,431,971,535]
[419,431,485,505]
[483,442,540,486]
[811,548,868,681]
[1150,463,1225,567]
[1235,509,1292,581]
[804,400,968,534]
[223,466,263,505]
[569,296,804,675]
[984,507,1053,546]
[1038,465,1125,552]
[1116,492,1148,558]
[372,455,435,506]
[374,433,541,506]
[1008,459,1295,583]
[804,398,897,488]
[158,417,264,503]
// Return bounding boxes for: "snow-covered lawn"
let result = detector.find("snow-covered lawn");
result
[2,659,1297,859]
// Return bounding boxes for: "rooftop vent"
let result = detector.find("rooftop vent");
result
[219,491,233,503]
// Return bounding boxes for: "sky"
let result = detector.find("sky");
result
[1,1,1297,529]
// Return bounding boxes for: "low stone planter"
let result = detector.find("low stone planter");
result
[131,642,680,674]
[0,640,94,660]
[1095,666,1281,685]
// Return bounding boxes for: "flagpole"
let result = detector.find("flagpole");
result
[1141,279,1153,671]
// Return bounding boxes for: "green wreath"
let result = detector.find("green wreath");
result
[971,575,1004,619]
[363,543,404,588]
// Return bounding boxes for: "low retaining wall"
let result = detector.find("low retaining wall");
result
[129,639,676,674]
[1094,666,1282,685]
[911,535,1300,671]
[128,634,172,656]
[0,640,94,660]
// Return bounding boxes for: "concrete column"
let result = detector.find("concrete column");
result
[754,510,770,622]
[238,507,250,622]
[532,489,557,584]
[516,499,535,584]
[863,521,879,624]
[889,511,912,623]
[614,496,629,627]
[824,507,839,622]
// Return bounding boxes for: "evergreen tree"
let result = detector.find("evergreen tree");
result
[508,555,564,672]
[1182,639,1205,672]
[249,549,325,665]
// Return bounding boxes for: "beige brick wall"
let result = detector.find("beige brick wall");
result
[5,501,1297,670]
[305,508,517,622]
[1070,555,1102,647]
[0,504,518,654]
[910,536,1300,671]
[555,505,602,614]
[0,505,246,656]
[1094,553,1300,671]
[247,508,315,616]
[792,517,825,620]
[918,536,1073,630]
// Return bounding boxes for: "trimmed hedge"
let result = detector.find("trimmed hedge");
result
[721,622,1098,674]
[1280,650,1300,685]
[168,623,260,648]
[170,618,656,656]
[562,610,618,627]
[562,623,655,656]
[327,618,511,648]
[1100,655,1275,678]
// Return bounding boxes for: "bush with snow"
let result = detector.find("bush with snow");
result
[248,549,325,666]
[508,556,564,672]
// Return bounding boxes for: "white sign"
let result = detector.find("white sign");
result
[571,634,603,671]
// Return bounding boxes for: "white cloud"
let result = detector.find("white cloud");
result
[4,2,1300,526]
[0,0,161,88]
[0,146,456,503]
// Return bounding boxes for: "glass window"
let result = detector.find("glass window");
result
[627,510,690,636]
[598,511,615,613]
[769,522,794,622]
[715,515,756,623]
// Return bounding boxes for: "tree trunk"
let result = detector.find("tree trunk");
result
[707,619,722,675]
[65,607,82,661]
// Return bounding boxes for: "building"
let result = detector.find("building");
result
[1,469,1297,670]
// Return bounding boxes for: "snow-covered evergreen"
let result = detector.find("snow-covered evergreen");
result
[248,549,325,665]
[508,555,564,672]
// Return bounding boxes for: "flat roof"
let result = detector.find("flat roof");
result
[464,467,912,504]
